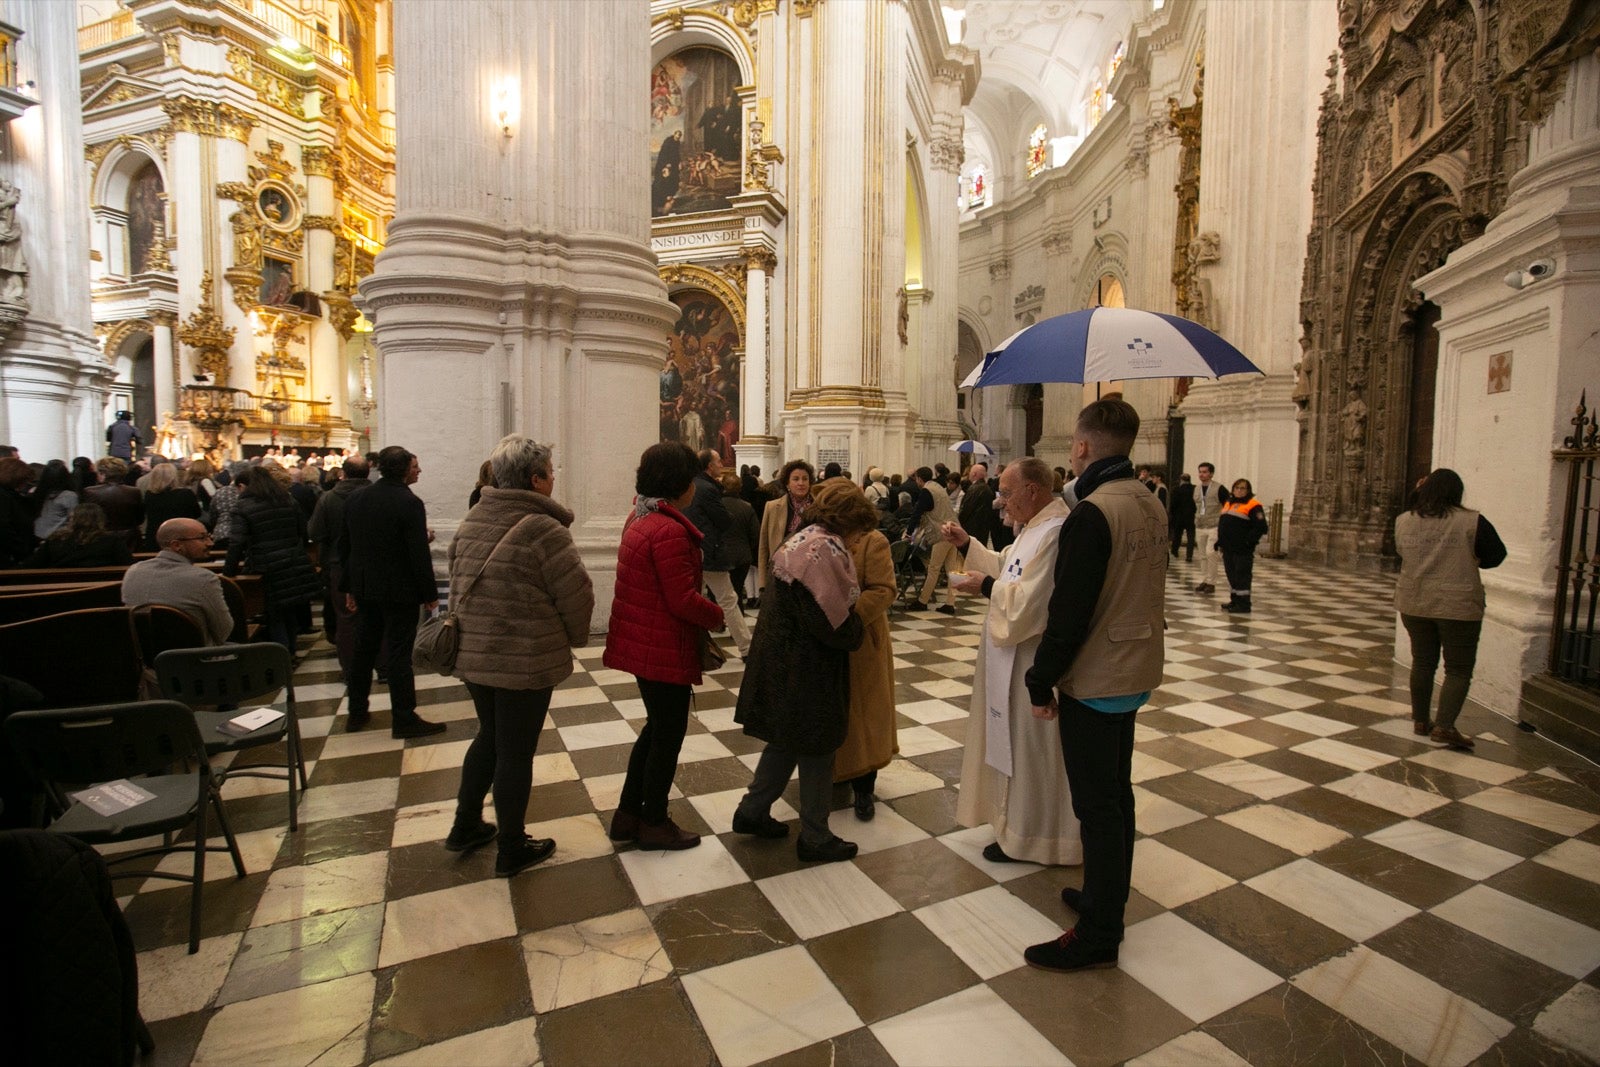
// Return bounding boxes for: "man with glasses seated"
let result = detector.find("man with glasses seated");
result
[122,517,234,645]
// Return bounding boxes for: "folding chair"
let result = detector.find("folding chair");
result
[153,643,308,830]
[889,539,928,611]
[3,701,247,954]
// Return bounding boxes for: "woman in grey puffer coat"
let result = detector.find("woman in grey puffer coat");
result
[444,434,595,878]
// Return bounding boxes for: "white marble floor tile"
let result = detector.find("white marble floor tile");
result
[1323,772,1448,817]
[152,826,286,881]
[1291,945,1511,1066]
[522,813,616,867]
[1128,1031,1253,1067]
[1131,749,1186,783]
[1247,858,1417,940]
[399,738,472,776]
[193,971,375,1067]
[681,945,862,1067]
[937,824,1038,883]
[911,677,971,700]
[1120,912,1281,1023]
[692,704,739,732]
[676,730,735,763]
[1366,820,1521,880]
[1431,884,1600,978]
[548,685,607,709]
[371,1019,540,1067]
[1338,693,1412,716]
[619,835,751,906]
[315,729,405,761]
[1134,785,1206,834]
[894,724,962,757]
[1163,680,1232,702]
[216,903,384,1007]
[390,800,457,849]
[523,907,670,1012]
[1218,804,1350,856]
[613,697,648,721]
[898,697,968,724]
[556,719,637,751]
[252,850,391,928]
[1183,726,1276,759]
[297,776,400,824]
[1403,748,1526,785]
[688,787,796,835]
[377,878,517,968]
[1533,837,1600,886]
[1291,737,1398,772]
[1245,687,1323,710]
[1266,711,1356,738]
[1131,839,1236,908]
[1532,983,1600,1063]
[757,860,901,940]
[137,932,244,1021]
[871,984,1067,1067]
[580,772,683,813]
[912,884,1061,980]
[422,697,478,723]
[1197,759,1310,800]
[1461,786,1600,837]
[872,758,946,800]
[531,750,580,785]
[825,802,930,854]
[1164,700,1248,726]
[1311,673,1387,692]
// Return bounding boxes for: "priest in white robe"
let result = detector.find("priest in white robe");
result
[942,457,1082,866]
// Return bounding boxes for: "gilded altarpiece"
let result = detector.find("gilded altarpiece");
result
[1293,0,1582,563]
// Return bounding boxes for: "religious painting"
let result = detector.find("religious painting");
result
[661,288,741,465]
[260,255,295,306]
[649,47,742,217]
[126,162,164,275]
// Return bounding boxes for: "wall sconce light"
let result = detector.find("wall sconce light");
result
[494,79,519,139]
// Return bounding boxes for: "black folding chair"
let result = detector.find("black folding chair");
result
[3,701,246,954]
[889,539,928,610]
[152,643,307,831]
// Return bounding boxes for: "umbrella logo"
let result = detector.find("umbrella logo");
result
[1126,338,1155,353]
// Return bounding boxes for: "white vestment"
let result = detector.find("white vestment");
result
[955,498,1083,865]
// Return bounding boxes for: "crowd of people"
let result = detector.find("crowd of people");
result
[0,401,1505,971]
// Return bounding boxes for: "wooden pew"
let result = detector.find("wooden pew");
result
[0,569,266,639]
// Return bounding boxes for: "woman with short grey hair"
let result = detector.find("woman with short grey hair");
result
[445,434,595,877]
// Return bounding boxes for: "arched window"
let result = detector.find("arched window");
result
[1026,124,1048,178]
[960,163,987,209]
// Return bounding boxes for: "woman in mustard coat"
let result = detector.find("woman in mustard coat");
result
[833,523,898,820]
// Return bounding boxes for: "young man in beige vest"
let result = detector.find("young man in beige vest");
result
[1022,399,1168,972]
[904,465,960,614]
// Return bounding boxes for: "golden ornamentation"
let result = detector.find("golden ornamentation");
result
[301,145,338,178]
[100,318,154,359]
[302,214,337,231]
[730,0,758,29]
[161,97,255,141]
[323,292,361,340]
[149,309,178,328]
[216,181,252,204]
[659,262,747,334]
[177,274,237,384]
[161,34,181,67]
[794,0,817,17]
[740,246,777,273]
[664,7,686,30]
[250,141,298,185]
[101,84,147,105]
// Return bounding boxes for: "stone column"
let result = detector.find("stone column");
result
[301,146,340,422]
[0,0,108,460]
[360,0,675,618]
[150,310,178,419]
[735,245,780,475]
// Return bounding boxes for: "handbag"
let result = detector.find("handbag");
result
[698,629,726,672]
[413,515,533,675]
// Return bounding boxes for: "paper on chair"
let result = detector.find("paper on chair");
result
[71,779,157,816]
[219,706,286,735]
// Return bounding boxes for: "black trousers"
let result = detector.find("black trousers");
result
[1170,517,1195,557]
[1222,549,1255,596]
[1058,694,1138,951]
[347,599,422,725]
[1400,614,1482,730]
[618,678,691,823]
[457,683,552,842]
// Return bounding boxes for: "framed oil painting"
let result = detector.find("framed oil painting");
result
[661,288,740,465]
[650,47,742,217]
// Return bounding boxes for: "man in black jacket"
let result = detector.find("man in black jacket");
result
[338,446,445,738]
[308,455,371,680]
[956,462,995,549]
[686,450,748,656]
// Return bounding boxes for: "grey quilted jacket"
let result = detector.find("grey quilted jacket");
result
[448,487,594,691]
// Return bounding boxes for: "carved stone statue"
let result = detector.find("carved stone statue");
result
[1340,390,1368,455]
[896,286,909,345]
[229,208,260,270]
[0,180,30,306]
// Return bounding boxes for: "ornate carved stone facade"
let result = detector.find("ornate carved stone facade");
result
[1293,0,1581,563]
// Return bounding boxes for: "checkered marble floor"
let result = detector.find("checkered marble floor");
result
[120,556,1600,1066]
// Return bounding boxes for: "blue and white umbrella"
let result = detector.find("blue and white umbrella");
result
[973,307,1262,387]
[948,440,995,457]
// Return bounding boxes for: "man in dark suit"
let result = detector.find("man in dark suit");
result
[338,445,445,739]
[956,462,995,549]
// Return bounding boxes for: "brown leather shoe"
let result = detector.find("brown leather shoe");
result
[1430,726,1475,749]
[1412,720,1433,736]
[609,810,640,842]
[638,817,701,851]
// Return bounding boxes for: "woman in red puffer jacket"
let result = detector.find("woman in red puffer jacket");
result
[604,442,724,850]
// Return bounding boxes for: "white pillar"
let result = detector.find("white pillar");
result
[361,0,675,620]
[735,245,780,475]
[151,311,177,418]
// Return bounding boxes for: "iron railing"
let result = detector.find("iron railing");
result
[1551,390,1600,689]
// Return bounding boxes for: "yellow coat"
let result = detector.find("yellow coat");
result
[834,530,899,781]
[758,495,799,589]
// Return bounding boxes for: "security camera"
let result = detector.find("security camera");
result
[1527,258,1554,279]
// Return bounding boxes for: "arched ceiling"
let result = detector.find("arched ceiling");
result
[950,0,1146,151]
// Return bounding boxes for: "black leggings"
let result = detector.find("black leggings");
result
[1222,549,1255,596]
[457,683,552,840]
[619,678,692,823]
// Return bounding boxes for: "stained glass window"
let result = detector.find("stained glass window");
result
[1026,124,1048,178]
[1088,81,1105,131]
[1108,41,1125,82]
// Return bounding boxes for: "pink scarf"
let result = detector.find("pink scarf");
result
[772,525,859,628]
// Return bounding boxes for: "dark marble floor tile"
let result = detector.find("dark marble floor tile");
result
[1313,837,1475,909]
[1140,770,1258,817]
[122,871,271,952]
[413,684,472,709]
[1486,859,1600,929]
[753,1026,898,1067]
[307,748,403,787]
[217,902,384,1006]
[648,881,796,973]
[808,912,978,1024]
[1415,803,1567,858]
[392,765,458,808]
[567,742,636,779]
[1137,709,1211,735]
[854,838,996,911]
[930,717,968,743]
[1277,786,1407,836]
[368,938,530,1061]
[1343,728,1431,759]
[1157,818,1297,881]
[549,702,624,727]
[1367,760,1487,800]
[1473,1026,1598,1066]
[907,747,964,783]
[142,1008,216,1067]
[1138,735,1234,771]
[1005,868,1164,930]
[1249,747,1358,787]
[1227,718,1326,749]
[989,963,1194,1067]
[674,755,760,796]
[537,980,713,1067]
[1177,884,1355,978]
[692,687,739,709]
[1311,704,1387,730]
[720,828,809,881]
[1204,984,1411,1066]
[714,728,766,756]
[509,854,638,933]
[1366,911,1573,1027]
[885,787,961,837]
[524,777,598,822]
[1504,773,1600,814]
[296,695,344,718]
[384,839,496,899]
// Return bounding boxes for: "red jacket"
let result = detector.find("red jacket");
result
[603,504,724,685]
